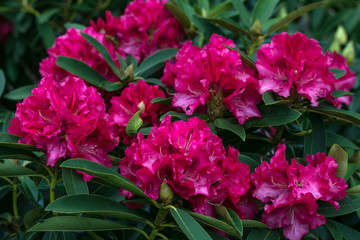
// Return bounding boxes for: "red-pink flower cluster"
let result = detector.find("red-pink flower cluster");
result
[120,116,255,218]
[256,32,355,107]
[251,144,347,240]
[8,75,118,180]
[161,34,262,124]
[109,80,169,144]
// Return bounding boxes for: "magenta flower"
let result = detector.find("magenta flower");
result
[108,80,169,144]
[251,144,347,240]
[256,32,335,105]
[161,34,262,124]
[120,116,252,217]
[325,51,356,108]
[114,0,185,61]
[39,27,124,83]
[8,75,118,179]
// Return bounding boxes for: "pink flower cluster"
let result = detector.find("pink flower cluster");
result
[109,80,169,144]
[8,75,118,180]
[161,34,262,124]
[256,32,355,107]
[119,116,255,219]
[251,144,347,240]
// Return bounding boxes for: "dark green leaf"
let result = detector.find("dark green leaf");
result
[266,1,325,35]
[139,127,152,136]
[204,18,251,38]
[187,211,242,238]
[346,185,360,195]
[328,220,360,240]
[170,208,212,240]
[328,144,348,178]
[126,110,143,136]
[242,220,268,228]
[231,0,251,28]
[19,176,41,205]
[330,68,347,79]
[0,145,40,161]
[151,97,173,105]
[2,111,14,133]
[237,155,260,173]
[136,48,179,78]
[56,56,122,92]
[3,84,36,101]
[37,8,60,24]
[60,159,150,199]
[247,228,281,240]
[207,1,233,18]
[251,0,279,25]
[306,104,360,125]
[145,78,166,88]
[324,221,342,240]
[28,216,131,232]
[318,196,360,217]
[197,0,210,12]
[37,22,55,49]
[331,90,353,98]
[214,118,245,141]
[304,113,326,157]
[285,114,312,136]
[0,163,41,177]
[0,69,5,97]
[62,168,89,195]
[64,22,86,30]
[327,132,359,150]
[344,163,358,181]
[227,209,243,236]
[164,3,191,29]
[46,194,149,223]
[0,142,39,151]
[0,133,20,143]
[160,111,188,121]
[81,33,124,79]
[262,91,291,105]
[246,105,301,127]
[224,45,256,69]
[24,207,46,230]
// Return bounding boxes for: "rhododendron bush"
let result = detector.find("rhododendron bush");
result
[1,0,360,240]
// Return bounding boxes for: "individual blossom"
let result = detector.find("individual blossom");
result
[115,0,185,61]
[251,144,347,240]
[256,32,335,105]
[0,16,13,44]
[325,51,356,108]
[161,34,262,124]
[39,27,124,83]
[8,75,118,180]
[119,116,253,218]
[108,80,168,144]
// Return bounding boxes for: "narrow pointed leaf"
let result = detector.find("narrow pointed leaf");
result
[318,197,360,217]
[305,104,360,125]
[0,133,20,143]
[62,168,89,195]
[346,185,360,195]
[328,144,348,178]
[215,118,245,141]
[170,208,212,240]
[241,220,268,228]
[0,163,41,177]
[204,18,251,38]
[231,0,251,28]
[251,0,279,25]
[328,220,360,240]
[164,3,191,29]
[207,1,232,18]
[331,90,353,98]
[0,69,5,97]
[60,159,149,199]
[247,228,281,240]
[324,221,342,240]
[0,145,40,161]
[3,84,37,101]
[151,97,173,105]
[126,110,143,136]
[327,132,359,150]
[304,113,326,157]
[227,209,243,235]
[344,163,358,181]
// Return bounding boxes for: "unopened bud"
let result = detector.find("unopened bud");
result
[334,25,347,44]
[251,20,262,36]
[137,101,145,113]
[159,182,174,205]
[342,40,354,65]
[329,41,341,53]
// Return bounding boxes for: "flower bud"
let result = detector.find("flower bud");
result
[334,25,347,44]
[342,40,354,65]
[159,182,174,205]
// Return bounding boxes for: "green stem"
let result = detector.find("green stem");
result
[49,173,58,203]
[12,182,19,218]
[149,207,170,240]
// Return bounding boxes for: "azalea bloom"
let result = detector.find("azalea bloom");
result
[120,116,253,218]
[256,32,335,105]
[108,80,169,144]
[161,34,262,124]
[8,75,118,180]
[251,144,347,240]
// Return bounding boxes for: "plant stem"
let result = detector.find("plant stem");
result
[11,182,18,218]
[148,207,170,240]
[49,173,58,203]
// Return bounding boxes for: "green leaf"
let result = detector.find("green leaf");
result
[164,3,191,29]
[37,8,60,24]
[237,155,260,173]
[207,1,233,18]
[46,194,149,223]
[24,207,46,230]
[214,118,245,141]
[346,185,360,195]
[136,48,179,78]
[64,22,86,30]
[0,142,39,151]
[139,127,152,136]
[145,78,166,88]
[0,163,41,177]
[126,110,143,136]
[151,97,173,105]
[262,91,291,105]
[305,104,360,125]
[2,111,14,133]
[0,133,20,143]
[344,163,358,181]
[0,145,40,161]
[324,221,342,240]
[242,220,269,228]
[80,33,124,79]
[251,0,279,25]
[328,220,360,240]
[37,22,55,49]
[266,1,325,35]
[246,105,301,127]
[227,209,243,236]
[0,69,5,97]
[327,132,359,150]
[3,84,36,101]
[328,144,348,178]
[170,208,212,240]
[19,176,41,205]
[304,113,326,157]
[247,228,281,240]
[197,0,210,12]
[204,18,251,38]
[330,68,347,79]
[28,216,131,232]
[331,90,353,98]
[318,196,360,217]
[231,0,251,28]
[285,114,312,136]
[60,159,150,199]
[62,168,89,195]
[187,211,242,238]
[224,45,256,70]
[56,56,123,92]
[160,111,188,121]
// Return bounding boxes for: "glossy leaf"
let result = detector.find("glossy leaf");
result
[28,216,131,232]
[37,22,55,49]
[19,176,42,206]
[242,220,268,228]
[170,208,212,240]
[251,0,279,25]
[205,18,251,38]
[328,220,360,240]
[60,159,150,199]
[215,118,245,141]
[56,56,122,92]
[0,132,20,143]
[331,90,353,98]
[164,3,191,29]
[46,194,149,223]
[304,113,326,157]
[151,97,173,105]
[262,91,291,105]
[344,163,358,181]
[225,45,256,69]
[327,132,359,150]
[330,68,347,79]
[324,221,342,240]
[247,228,281,240]
[247,105,301,127]
[328,144,348,178]
[346,185,360,195]
[227,209,243,236]
[285,114,312,136]
[318,196,360,217]
[0,69,5,97]
[3,84,37,101]
[2,111,14,133]
[207,1,232,18]
[24,207,46,229]
[0,163,41,177]
[62,168,89,195]
[304,104,360,125]
[126,110,143,136]
[231,0,251,28]
[136,48,179,78]
[0,145,40,161]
